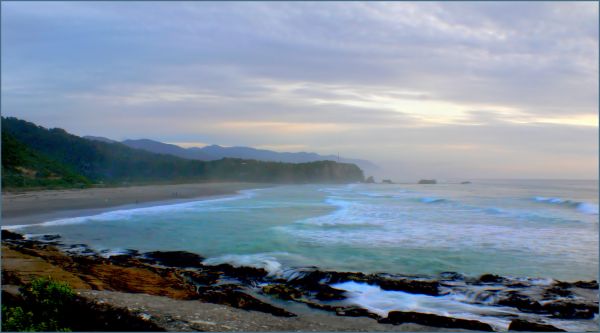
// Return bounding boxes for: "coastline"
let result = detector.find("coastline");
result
[1,182,268,227]
[1,234,598,332]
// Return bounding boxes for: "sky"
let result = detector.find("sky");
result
[1,1,598,180]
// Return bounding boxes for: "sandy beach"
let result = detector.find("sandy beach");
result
[1,182,266,226]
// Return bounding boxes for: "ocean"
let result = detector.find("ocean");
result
[11,179,598,281]
[8,179,599,330]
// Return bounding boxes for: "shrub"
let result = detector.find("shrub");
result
[2,278,74,331]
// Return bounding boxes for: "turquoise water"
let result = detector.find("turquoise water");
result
[9,179,599,281]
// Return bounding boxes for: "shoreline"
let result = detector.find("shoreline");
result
[2,233,598,332]
[1,182,269,227]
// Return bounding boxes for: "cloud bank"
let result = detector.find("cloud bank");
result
[2,2,598,180]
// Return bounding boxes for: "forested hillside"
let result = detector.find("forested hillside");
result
[1,117,364,188]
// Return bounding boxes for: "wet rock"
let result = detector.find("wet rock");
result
[66,244,97,256]
[542,300,599,319]
[209,264,269,282]
[377,278,440,296]
[379,311,494,331]
[478,274,505,284]
[574,280,599,289]
[543,286,573,299]
[335,306,381,320]
[2,230,24,240]
[142,251,205,268]
[315,284,346,301]
[297,299,342,312]
[292,270,338,285]
[262,284,303,300]
[181,270,221,286]
[439,272,464,280]
[39,234,61,241]
[498,293,543,313]
[197,284,296,317]
[508,319,565,332]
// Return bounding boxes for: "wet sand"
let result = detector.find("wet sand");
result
[1,182,267,226]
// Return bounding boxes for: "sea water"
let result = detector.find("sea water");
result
[9,179,598,282]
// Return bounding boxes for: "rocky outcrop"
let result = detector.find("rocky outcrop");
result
[379,311,494,331]
[499,292,598,319]
[2,230,24,240]
[574,280,599,289]
[197,284,296,317]
[142,251,205,268]
[262,284,303,300]
[478,273,505,284]
[418,179,436,184]
[3,232,598,330]
[508,319,565,332]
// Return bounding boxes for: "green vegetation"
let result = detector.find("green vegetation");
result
[1,117,364,188]
[1,278,74,331]
[2,132,91,189]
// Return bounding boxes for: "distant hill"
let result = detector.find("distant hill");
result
[120,139,214,161]
[83,135,117,144]
[118,139,379,174]
[2,117,364,188]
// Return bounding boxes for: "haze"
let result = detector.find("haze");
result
[2,2,598,181]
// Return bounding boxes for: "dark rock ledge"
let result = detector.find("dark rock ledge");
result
[3,230,598,331]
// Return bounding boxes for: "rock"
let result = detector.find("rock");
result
[39,234,61,241]
[418,179,437,184]
[574,280,599,289]
[142,251,205,268]
[543,286,573,298]
[439,272,464,280]
[315,285,346,301]
[210,264,269,282]
[382,179,394,184]
[181,270,221,286]
[365,176,375,184]
[336,306,381,320]
[262,284,303,300]
[508,319,565,332]
[379,311,494,331]
[377,278,440,296]
[498,293,543,313]
[197,284,296,317]
[297,299,342,312]
[478,274,505,284]
[2,230,24,240]
[461,181,472,184]
[542,300,599,319]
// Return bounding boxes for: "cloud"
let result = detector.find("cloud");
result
[1,1,597,179]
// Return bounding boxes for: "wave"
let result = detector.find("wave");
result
[331,281,517,331]
[295,198,388,227]
[532,197,599,215]
[2,189,261,231]
[202,252,294,276]
[419,197,448,204]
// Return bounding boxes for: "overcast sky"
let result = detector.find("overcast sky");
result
[2,2,598,180]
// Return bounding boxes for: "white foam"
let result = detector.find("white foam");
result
[419,197,448,204]
[296,198,390,226]
[332,281,519,330]
[2,189,259,230]
[532,196,599,215]
[576,202,599,215]
[202,252,289,276]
